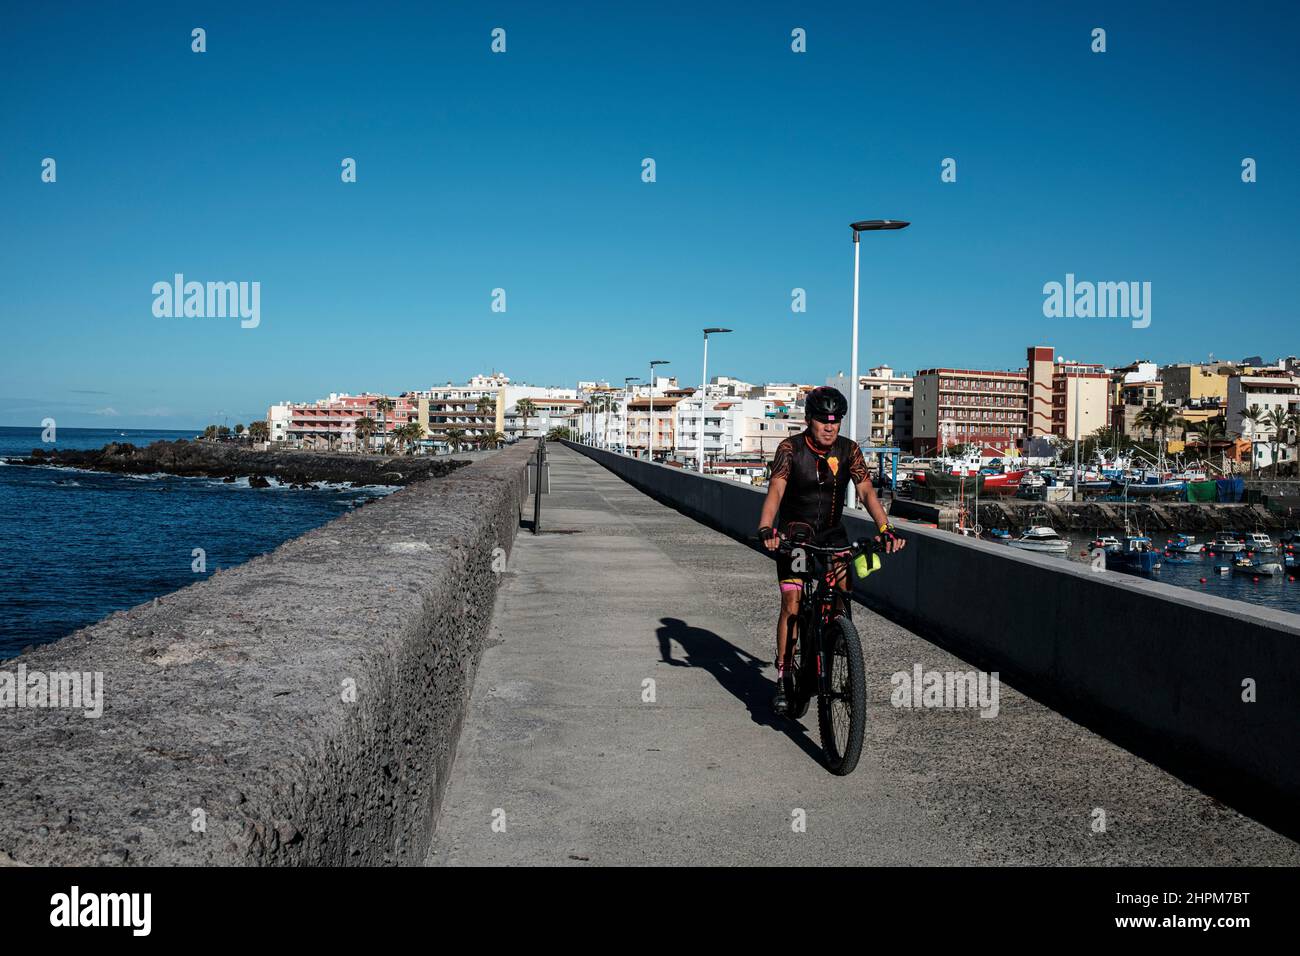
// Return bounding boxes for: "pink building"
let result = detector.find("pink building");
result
[279,394,417,450]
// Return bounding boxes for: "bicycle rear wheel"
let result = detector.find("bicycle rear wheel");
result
[817,615,867,775]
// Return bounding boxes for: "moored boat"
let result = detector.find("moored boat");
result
[1104,536,1162,575]
[1207,534,1246,554]
[1246,532,1276,554]
[1006,525,1071,553]
[1167,533,1205,554]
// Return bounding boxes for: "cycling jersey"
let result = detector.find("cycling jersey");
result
[769,431,869,538]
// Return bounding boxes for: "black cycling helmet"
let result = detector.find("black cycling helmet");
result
[805,386,849,424]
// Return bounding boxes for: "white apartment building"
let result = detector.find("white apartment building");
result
[826,366,914,449]
[1228,372,1300,468]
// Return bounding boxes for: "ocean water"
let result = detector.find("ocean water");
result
[1052,529,1300,615]
[0,427,396,657]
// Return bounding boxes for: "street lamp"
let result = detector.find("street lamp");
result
[698,328,732,473]
[623,376,639,454]
[648,360,669,460]
[848,219,909,508]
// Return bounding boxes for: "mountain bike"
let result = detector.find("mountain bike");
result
[762,531,884,776]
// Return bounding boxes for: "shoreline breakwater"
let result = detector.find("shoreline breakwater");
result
[9,440,469,486]
[0,441,535,866]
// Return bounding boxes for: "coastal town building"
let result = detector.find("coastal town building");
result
[1228,371,1300,469]
[267,393,419,451]
[912,367,1029,457]
[1025,348,1109,442]
[826,368,914,450]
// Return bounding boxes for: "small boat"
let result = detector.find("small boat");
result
[1246,532,1276,554]
[1006,526,1072,553]
[1232,558,1283,577]
[1105,536,1162,575]
[986,528,1012,542]
[1207,534,1245,554]
[1091,535,1122,552]
[1167,534,1205,554]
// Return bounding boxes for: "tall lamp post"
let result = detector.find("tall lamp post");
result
[648,360,669,460]
[848,219,909,507]
[623,376,639,454]
[698,328,732,472]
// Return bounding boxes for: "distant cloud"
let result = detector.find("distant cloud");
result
[70,389,111,395]
[136,407,175,417]
[91,407,120,417]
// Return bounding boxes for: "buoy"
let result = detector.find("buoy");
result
[1199,578,1207,584]
[1253,577,1260,583]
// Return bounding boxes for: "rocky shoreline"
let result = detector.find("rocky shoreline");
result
[7,440,474,486]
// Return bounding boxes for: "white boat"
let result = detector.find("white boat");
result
[1091,535,1122,552]
[1208,534,1245,554]
[1007,526,1072,554]
[1246,532,1276,554]
[1168,534,1205,554]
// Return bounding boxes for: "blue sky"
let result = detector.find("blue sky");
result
[2,1,1297,428]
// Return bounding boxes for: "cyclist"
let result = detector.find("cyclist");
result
[757,385,905,714]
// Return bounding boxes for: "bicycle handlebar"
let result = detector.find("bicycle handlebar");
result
[750,532,882,556]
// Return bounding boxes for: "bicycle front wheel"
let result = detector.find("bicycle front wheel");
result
[817,615,867,775]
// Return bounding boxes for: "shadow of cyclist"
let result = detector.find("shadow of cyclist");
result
[655,617,823,761]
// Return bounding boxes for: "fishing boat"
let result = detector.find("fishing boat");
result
[1091,535,1122,552]
[1246,532,1276,554]
[1207,534,1246,554]
[1006,526,1072,553]
[1231,557,1283,577]
[1167,534,1205,554]
[914,469,1027,496]
[1104,536,1162,575]
[986,528,1012,542]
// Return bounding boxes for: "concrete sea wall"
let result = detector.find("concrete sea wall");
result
[0,442,534,865]
[563,442,1300,840]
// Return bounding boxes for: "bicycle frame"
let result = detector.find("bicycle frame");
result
[789,546,855,699]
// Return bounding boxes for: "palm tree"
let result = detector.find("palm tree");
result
[374,397,395,453]
[1264,407,1290,476]
[603,397,619,449]
[248,420,270,444]
[486,431,506,449]
[353,416,377,454]
[515,399,536,440]
[1286,410,1300,477]
[406,421,426,455]
[1239,404,1263,476]
[445,427,467,453]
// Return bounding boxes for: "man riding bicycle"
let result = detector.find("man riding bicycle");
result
[757,385,905,714]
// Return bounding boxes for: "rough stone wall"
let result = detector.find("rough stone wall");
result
[0,442,533,866]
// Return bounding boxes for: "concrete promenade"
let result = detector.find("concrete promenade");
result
[428,445,1300,865]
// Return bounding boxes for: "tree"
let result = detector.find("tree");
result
[217,425,231,439]
[234,423,245,437]
[203,424,219,441]
[1286,410,1300,477]
[374,397,395,453]
[1264,407,1290,476]
[353,416,377,453]
[515,399,536,440]
[445,428,467,453]
[603,397,619,449]
[546,426,572,441]
[247,420,270,443]
[1239,404,1263,476]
